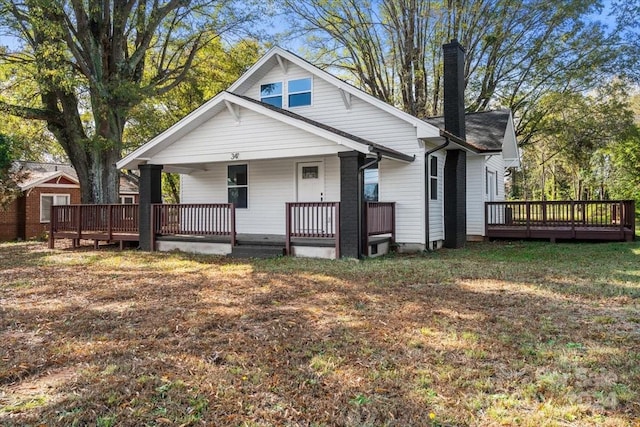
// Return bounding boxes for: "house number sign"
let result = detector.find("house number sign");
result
[231,152,240,159]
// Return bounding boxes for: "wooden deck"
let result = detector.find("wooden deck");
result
[486,200,636,242]
[49,202,397,256]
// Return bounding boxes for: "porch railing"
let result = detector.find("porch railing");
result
[49,204,139,248]
[151,203,236,250]
[366,202,396,242]
[286,202,340,257]
[486,200,636,241]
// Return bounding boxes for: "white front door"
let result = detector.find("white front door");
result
[297,161,324,202]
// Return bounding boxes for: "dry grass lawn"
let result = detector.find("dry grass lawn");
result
[0,240,639,426]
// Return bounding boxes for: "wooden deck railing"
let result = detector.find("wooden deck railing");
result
[366,202,396,242]
[151,203,236,250]
[486,200,635,241]
[49,204,139,248]
[286,202,340,257]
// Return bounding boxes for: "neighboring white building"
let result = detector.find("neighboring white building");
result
[117,43,520,258]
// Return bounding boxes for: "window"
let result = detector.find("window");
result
[260,82,282,108]
[41,194,70,223]
[288,78,312,107]
[429,156,438,201]
[228,164,248,208]
[120,195,135,204]
[364,166,378,202]
[302,166,319,179]
[486,168,498,200]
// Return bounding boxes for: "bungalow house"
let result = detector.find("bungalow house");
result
[115,41,520,258]
[0,162,139,241]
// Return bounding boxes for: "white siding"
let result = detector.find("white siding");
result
[242,61,426,246]
[428,151,446,244]
[151,107,345,165]
[466,156,485,237]
[487,155,506,200]
[181,156,340,235]
[466,154,506,237]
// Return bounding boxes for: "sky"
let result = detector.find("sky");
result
[0,1,619,54]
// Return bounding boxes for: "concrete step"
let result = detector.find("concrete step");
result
[230,245,285,259]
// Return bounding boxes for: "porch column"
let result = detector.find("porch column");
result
[444,149,466,248]
[339,151,366,259]
[138,164,163,251]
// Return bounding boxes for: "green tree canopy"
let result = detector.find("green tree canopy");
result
[0,0,262,203]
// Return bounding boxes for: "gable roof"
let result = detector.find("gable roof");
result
[227,47,441,140]
[117,90,415,171]
[18,170,80,191]
[13,162,80,191]
[13,161,139,193]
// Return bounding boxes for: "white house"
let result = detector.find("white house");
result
[117,41,520,258]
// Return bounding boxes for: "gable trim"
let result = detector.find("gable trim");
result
[19,171,80,191]
[117,91,414,170]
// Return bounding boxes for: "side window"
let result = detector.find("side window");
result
[120,195,135,204]
[288,78,312,107]
[430,156,438,201]
[41,194,70,223]
[228,164,248,208]
[364,166,378,202]
[260,82,283,108]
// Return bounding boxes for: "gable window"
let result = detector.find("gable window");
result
[429,156,438,200]
[260,82,282,108]
[41,194,70,223]
[228,164,248,208]
[288,78,312,107]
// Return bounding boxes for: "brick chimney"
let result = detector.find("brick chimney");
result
[442,39,467,249]
[443,39,466,140]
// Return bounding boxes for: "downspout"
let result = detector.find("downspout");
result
[358,153,382,258]
[424,138,450,251]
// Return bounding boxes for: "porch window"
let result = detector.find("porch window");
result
[288,78,312,107]
[364,166,378,202]
[41,194,70,223]
[260,82,282,108]
[429,156,438,201]
[228,164,248,208]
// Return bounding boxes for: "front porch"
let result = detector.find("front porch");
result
[49,201,396,259]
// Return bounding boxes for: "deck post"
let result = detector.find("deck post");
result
[107,205,113,242]
[48,205,55,249]
[335,202,340,258]
[76,205,82,241]
[139,164,163,251]
[230,203,236,247]
[525,202,531,238]
[150,205,157,252]
[391,202,396,244]
[285,203,291,255]
[570,200,576,239]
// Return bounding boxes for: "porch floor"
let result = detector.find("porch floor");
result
[157,233,337,247]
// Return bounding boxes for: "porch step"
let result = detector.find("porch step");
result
[230,244,285,259]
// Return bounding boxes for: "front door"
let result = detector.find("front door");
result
[297,161,324,202]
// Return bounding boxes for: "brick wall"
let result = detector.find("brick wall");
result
[0,196,23,241]
[24,187,81,239]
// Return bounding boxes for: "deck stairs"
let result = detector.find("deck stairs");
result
[229,234,286,259]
